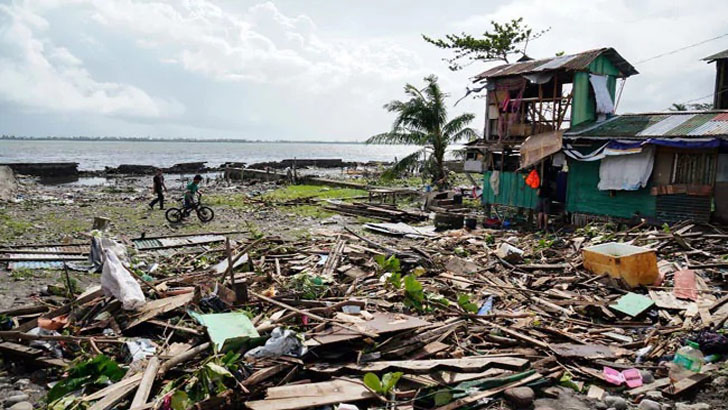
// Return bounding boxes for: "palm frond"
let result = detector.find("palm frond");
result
[366,131,428,145]
[450,127,478,143]
[380,150,422,180]
[442,113,476,139]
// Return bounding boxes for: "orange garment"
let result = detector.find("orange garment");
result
[525,169,540,189]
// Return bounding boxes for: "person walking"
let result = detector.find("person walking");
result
[149,169,167,210]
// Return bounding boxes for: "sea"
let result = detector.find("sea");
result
[0,139,428,171]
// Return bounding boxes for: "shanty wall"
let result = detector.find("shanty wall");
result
[571,55,619,127]
[565,158,656,219]
[482,170,538,209]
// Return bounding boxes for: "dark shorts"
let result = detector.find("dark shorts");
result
[536,198,551,214]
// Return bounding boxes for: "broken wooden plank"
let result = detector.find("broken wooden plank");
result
[130,357,160,409]
[305,311,428,346]
[0,341,42,358]
[327,356,529,374]
[435,371,542,410]
[662,373,711,397]
[124,292,195,330]
[245,378,376,410]
[550,343,618,360]
[627,377,670,397]
[478,319,548,349]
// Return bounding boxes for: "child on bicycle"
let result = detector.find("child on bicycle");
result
[184,174,203,211]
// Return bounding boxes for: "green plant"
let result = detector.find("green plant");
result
[457,294,478,313]
[423,18,548,69]
[288,273,329,300]
[403,274,425,312]
[363,372,403,395]
[47,355,126,404]
[245,221,264,239]
[376,254,402,289]
[662,223,671,234]
[534,237,555,251]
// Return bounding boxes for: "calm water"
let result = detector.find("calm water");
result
[0,140,426,171]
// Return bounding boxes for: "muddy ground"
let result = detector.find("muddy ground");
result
[0,175,364,311]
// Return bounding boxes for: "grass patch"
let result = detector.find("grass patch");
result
[0,210,33,241]
[206,193,251,208]
[262,185,366,219]
[263,185,366,201]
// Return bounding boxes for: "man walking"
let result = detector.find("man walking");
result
[149,169,167,210]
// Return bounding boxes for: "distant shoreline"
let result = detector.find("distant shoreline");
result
[0,136,367,144]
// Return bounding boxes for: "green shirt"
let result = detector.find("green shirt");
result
[186,182,199,195]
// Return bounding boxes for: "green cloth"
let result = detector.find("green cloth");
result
[186,182,199,195]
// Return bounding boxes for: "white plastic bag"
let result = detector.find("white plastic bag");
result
[101,248,145,310]
[245,327,307,359]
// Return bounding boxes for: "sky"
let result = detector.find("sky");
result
[0,0,727,141]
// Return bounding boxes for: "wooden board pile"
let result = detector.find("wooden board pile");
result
[324,201,428,223]
[0,220,727,410]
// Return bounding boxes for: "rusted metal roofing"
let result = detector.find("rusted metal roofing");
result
[703,49,728,62]
[565,111,728,139]
[474,47,638,81]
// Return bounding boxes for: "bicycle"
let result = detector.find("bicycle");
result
[165,193,215,223]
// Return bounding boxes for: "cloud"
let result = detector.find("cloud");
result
[0,2,183,119]
[453,0,728,113]
[86,0,423,90]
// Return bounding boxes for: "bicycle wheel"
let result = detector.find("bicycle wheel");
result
[165,208,183,223]
[197,206,214,222]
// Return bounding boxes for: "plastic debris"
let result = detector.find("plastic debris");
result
[245,327,307,359]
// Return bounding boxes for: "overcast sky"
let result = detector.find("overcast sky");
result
[1,0,726,141]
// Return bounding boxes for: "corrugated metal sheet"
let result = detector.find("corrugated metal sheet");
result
[565,157,656,219]
[1,246,89,253]
[566,112,728,139]
[8,261,65,270]
[656,195,711,223]
[638,114,696,136]
[133,235,225,250]
[688,120,728,136]
[665,114,714,136]
[1,253,87,261]
[704,49,728,62]
[475,47,638,80]
[133,239,162,250]
[482,171,538,209]
[713,112,728,121]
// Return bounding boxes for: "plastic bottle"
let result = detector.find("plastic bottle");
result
[668,341,704,383]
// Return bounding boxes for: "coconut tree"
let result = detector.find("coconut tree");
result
[367,75,477,184]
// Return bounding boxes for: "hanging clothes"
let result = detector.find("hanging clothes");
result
[489,170,500,196]
[598,146,655,191]
[589,74,615,115]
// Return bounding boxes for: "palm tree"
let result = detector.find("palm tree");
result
[367,75,477,184]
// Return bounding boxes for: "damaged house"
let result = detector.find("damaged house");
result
[470,47,728,224]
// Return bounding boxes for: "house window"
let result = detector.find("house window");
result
[671,152,717,185]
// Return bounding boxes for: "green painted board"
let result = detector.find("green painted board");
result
[565,156,656,219]
[482,171,539,209]
[571,55,619,127]
[190,311,259,352]
[610,292,655,317]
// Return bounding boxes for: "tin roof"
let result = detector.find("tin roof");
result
[474,47,638,81]
[564,111,728,139]
[703,49,728,62]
